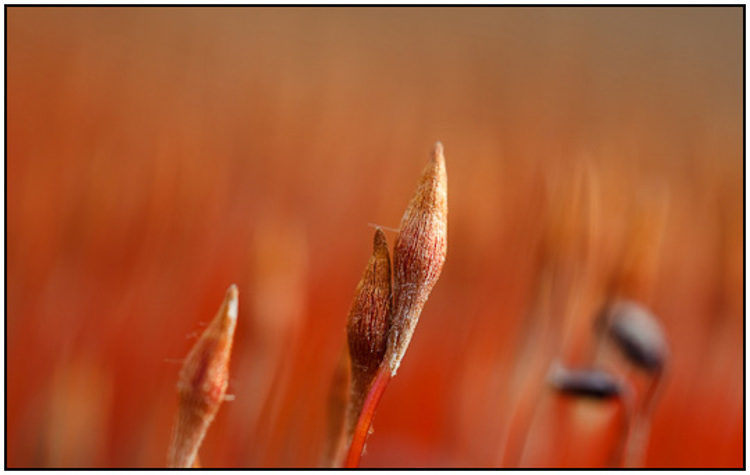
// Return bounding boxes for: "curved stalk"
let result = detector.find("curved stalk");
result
[344,367,391,468]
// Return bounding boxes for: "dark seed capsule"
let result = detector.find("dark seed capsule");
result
[600,300,668,373]
[549,362,622,400]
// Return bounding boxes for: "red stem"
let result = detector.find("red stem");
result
[344,367,392,468]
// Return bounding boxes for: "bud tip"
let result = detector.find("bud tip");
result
[226,284,239,321]
[432,141,445,165]
[373,227,387,251]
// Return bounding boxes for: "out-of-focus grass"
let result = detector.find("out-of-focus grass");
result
[7,7,743,468]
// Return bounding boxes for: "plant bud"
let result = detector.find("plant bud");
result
[169,284,238,468]
[345,228,392,439]
[347,228,392,379]
[385,142,448,375]
[598,300,668,373]
[548,361,623,400]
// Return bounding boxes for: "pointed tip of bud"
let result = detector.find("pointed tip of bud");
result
[373,227,387,253]
[225,284,239,322]
[432,141,444,165]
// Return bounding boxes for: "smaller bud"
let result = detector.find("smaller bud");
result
[597,300,668,373]
[347,228,392,379]
[386,142,448,375]
[168,285,238,468]
[345,228,392,438]
[548,361,623,400]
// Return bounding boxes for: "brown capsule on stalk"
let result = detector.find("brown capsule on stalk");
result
[168,284,239,468]
[385,142,448,375]
[597,300,668,373]
[345,228,392,436]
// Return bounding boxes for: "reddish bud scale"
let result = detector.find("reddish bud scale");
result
[386,142,448,375]
[345,228,392,438]
[347,228,392,378]
[168,285,238,468]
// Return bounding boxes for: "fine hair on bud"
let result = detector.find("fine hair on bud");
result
[597,300,668,373]
[385,142,448,375]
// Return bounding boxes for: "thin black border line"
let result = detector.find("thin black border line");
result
[4,3,7,473]
[742,2,747,472]
[1,3,748,7]
[3,4,746,471]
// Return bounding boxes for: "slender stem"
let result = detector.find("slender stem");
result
[168,401,210,468]
[507,376,548,467]
[344,367,392,468]
[609,394,633,467]
[608,379,641,468]
[623,371,664,467]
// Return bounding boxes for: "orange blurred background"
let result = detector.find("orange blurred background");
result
[7,6,743,468]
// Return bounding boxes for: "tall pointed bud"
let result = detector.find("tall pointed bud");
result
[345,228,392,436]
[386,142,448,375]
[168,284,239,468]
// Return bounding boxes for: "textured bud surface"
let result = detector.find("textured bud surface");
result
[169,285,238,468]
[346,228,392,378]
[345,228,392,440]
[386,142,448,375]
